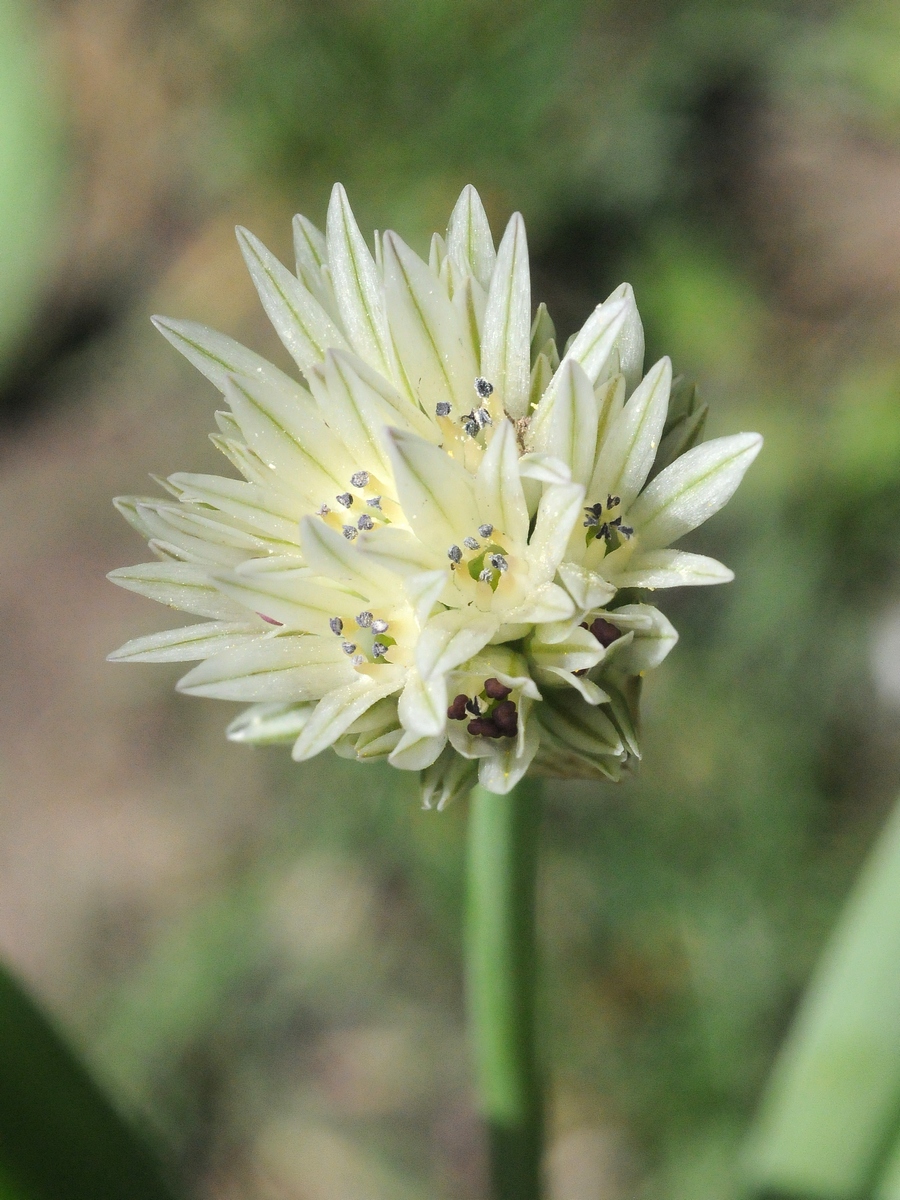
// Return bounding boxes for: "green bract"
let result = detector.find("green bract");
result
[109,185,761,804]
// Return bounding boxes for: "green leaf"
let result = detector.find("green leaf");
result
[0,961,181,1200]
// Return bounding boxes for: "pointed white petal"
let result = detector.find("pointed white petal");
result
[384,427,478,544]
[237,226,348,373]
[292,213,340,320]
[628,432,763,549]
[536,666,609,705]
[388,730,446,771]
[603,283,644,391]
[108,620,263,663]
[178,635,355,701]
[152,316,302,398]
[138,501,285,555]
[168,472,304,534]
[477,715,540,794]
[227,701,315,744]
[398,669,448,737]
[291,674,402,761]
[550,296,628,394]
[405,569,449,625]
[356,525,443,576]
[528,359,599,487]
[588,357,672,510]
[604,603,678,672]
[481,213,531,419]
[212,568,359,634]
[298,516,396,595]
[325,183,394,378]
[539,693,623,759]
[604,548,734,589]
[526,481,585,585]
[421,747,478,810]
[108,562,246,619]
[529,624,605,674]
[517,453,572,484]
[382,231,478,413]
[416,607,499,681]
[505,582,575,625]
[474,419,529,546]
[556,562,617,611]
[447,185,496,291]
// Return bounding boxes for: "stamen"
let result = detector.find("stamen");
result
[583,513,599,528]
[372,641,388,658]
[619,525,634,538]
[342,525,358,540]
[357,513,374,531]
[329,617,343,635]
[435,401,451,417]
[488,553,508,572]
[474,377,494,399]
[367,496,382,508]
[447,694,469,720]
[448,545,462,564]
[462,416,479,438]
[371,618,389,634]
[584,617,621,647]
[474,407,492,428]
[352,654,366,666]
[465,697,482,716]
[356,611,373,628]
[350,471,369,488]
[317,503,331,516]
[468,717,503,739]
[478,568,493,583]
[478,524,493,538]
[463,536,480,551]
[492,700,518,737]
[336,492,353,508]
[484,678,511,700]
[342,642,357,654]
[607,494,620,508]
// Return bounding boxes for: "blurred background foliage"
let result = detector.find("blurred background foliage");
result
[5,0,900,1197]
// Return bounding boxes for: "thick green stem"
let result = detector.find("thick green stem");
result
[465,778,543,1200]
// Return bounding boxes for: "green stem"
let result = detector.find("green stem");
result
[465,778,543,1200]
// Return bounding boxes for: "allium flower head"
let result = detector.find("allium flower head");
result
[109,185,761,805]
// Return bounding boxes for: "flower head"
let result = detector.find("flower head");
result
[109,184,761,804]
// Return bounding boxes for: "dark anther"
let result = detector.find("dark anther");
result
[447,694,469,720]
[474,377,494,398]
[492,700,518,737]
[607,494,620,508]
[609,515,622,528]
[589,616,621,647]
[585,502,604,517]
[465,697,482,716]
[618,525,634,538]
[468,717,503,738]
[484,677,511,700]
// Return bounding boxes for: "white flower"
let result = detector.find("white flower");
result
[109,184,761,804]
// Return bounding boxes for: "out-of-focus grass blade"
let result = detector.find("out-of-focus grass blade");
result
[875,1128,900,1200]
[0,962,183,1200]
[743,797,900,1198]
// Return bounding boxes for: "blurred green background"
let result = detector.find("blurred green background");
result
[4,0,900,1196]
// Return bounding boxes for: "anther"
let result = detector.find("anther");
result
[329,617,343,635]
[317,503,331,516]
[463,536,480,551]
[356,611,373,628]
[336,492,353,508]
[607,494,620,508]
[372,641,388,658]
[492,700,518,737]
[463,418,479,438]
[475,407,492,427]
[484,678,511,700]
[367,496,382,508]
[357,513,374,531]
[478,568,493,583]
[352,654,365,666]
[468,717,503,739]
[488,553,508,572]
[435,401,451,417]
[583,513,599,528]
[448,545,462,564]
[350,471,369,488]
[342,525,358,540]
[342,642,357,654]
[474,377,494,398]
[371,618,389,634]
[447,694,469,721]
[588,617,621,647]
[478,524,493,538]
[619,525,634,538]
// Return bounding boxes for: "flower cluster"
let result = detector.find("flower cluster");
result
[109,185,761,806]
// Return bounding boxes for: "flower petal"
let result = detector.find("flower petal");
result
[398,668,448,737]
[603,283,644,391]
[416,607,499,681]
[528,359,599,487]
[628,432,763,550]
[588,357,672,511]
[298,516,396,595]
[212,567,360,634]
[167,473,304,534]
[603,548,734,589]
[325,183,394,379]
[477,714,540,794]
[356,525,443,576]
[551,295,628,389]
[108,562,246,619]
[237,226,348,373]
[384,427,478,545]
[505,582,575,625]
[529,625,605,675]
[152,316,302,399]
[446,185,496,291]
[177,635,354,701]
[382,231,478,414]
[526,481,585,585]
[475,419,529,547]
[227,701,315,744]
[292,674,402,760]
[108,620,263,662]
[420,746,478,810]
[292,212,340,321]
[556,562,617,611]
[388,730,446,770]
[481,213,531,419]
[603,603,678,672]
